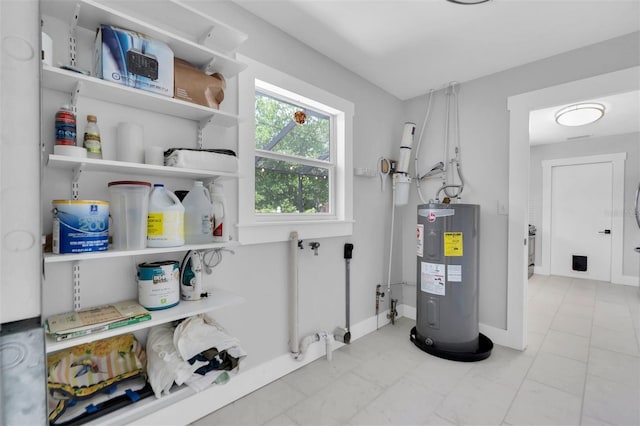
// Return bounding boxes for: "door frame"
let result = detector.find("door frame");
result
[507,66,639,351]
[540,153,626,282]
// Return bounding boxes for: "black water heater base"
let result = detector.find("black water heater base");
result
[410,327,493,362]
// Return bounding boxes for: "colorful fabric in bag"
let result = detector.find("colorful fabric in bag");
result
[47,334,146,423]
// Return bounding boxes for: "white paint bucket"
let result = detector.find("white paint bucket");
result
[52,200,109,254]
[137,261,180,310]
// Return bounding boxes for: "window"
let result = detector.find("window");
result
[254,87,332,215]
[238,56,354,244]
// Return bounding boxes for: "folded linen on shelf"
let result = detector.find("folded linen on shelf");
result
[173,314,247,392]
[164,148,238,173]
[146,314,247,397]
[47,334,147,423]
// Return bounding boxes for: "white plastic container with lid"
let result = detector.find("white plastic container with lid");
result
[210,182,229,242]
[182,181,213,244]
[107,181,151,250]
[147,184,185,247]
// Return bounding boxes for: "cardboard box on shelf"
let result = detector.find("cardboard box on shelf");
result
[174,58,225,109]
[94,24,174,97]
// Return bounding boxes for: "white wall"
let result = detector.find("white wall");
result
[530,132,640,277]
[181,1,405,370]
[399,32,640,330]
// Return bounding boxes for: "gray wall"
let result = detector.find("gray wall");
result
[399,32,640,329]
[530,132,640,277]
[185,1,405,369]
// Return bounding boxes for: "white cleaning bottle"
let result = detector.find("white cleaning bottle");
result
[210,182,228,242]
[147,184,185,247]
[182,181,214,244]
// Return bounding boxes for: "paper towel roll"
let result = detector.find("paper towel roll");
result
[116,122,144,163]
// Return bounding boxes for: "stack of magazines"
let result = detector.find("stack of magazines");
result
[45,300,151,341]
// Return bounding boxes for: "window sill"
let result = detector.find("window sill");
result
[236,220,354,245]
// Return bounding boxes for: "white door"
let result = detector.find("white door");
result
[550,162,613,280]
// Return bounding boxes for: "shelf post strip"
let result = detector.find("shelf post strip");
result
[70,81,83,113]
[73,261,81,311]
[71,163,85,200]
[69,3,80,67]
[198,116,214,150]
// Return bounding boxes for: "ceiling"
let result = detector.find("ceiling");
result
[233,0,640,144]
[233,0,640,101]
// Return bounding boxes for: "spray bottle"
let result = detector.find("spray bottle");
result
[210,182,229,242]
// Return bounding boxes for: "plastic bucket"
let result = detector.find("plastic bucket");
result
[108,181,151,250]
[52,200,109,254]
[137,261,180,310]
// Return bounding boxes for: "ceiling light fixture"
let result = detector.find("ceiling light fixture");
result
[554,103,606,127]
[446,0,492,4]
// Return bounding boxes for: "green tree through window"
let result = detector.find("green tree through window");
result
[254,90,332,214]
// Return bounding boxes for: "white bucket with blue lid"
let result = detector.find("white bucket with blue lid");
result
[52,200,109,254]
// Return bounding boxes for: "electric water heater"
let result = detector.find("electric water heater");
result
[411,202,492,361]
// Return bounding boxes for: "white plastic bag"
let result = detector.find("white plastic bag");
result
[146,324,205,398]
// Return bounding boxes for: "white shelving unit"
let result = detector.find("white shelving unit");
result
[40,1,248,424]
[44,240,240,264]
[47,154,239,181]
[46,289,245,353]
[42,65,240,126]
[40,0,247,74]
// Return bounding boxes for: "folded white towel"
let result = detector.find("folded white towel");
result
[165,149,238,173]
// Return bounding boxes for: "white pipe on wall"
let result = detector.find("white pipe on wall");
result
[289,231,299,355]
[288,231,335,361]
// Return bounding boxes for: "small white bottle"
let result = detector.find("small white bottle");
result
[182,181,214,244]
[210,182,228,242]
[147,184,185,247]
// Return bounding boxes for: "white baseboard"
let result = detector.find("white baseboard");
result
[137,306,516,425]
[136,312,395,425]
[616,274,639,287]
[531,270,638,287]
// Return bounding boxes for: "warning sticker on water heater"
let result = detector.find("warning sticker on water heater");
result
[444,232,463,256]
[417,224,424,257]
[421,262,445,296]
[448,264,462,282]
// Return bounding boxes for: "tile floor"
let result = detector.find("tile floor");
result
[192,276,640,425]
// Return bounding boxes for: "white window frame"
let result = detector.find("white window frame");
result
[237,55,354,245]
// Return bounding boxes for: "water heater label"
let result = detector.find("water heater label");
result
[417,224,424,257]
[421,262,445,295]
[444,232,463,256]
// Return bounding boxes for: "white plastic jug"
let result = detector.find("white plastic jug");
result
[147,184,185,247]
[108,181,152,250]
[210,182,229,242]
[182,181,213,244]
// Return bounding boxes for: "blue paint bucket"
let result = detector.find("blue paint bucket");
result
[52,200,109,254]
